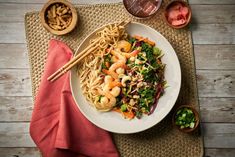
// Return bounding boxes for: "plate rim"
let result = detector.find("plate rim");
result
[70,21,181,134]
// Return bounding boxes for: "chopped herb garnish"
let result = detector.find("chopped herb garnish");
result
[142,43,153,62]
[175,108,196,129]
[140,67,158,83]
[128,38,136,45]
[121,104,128,112]
[98,95,103,102]
[138,87,156,112]
[153,47,162,56]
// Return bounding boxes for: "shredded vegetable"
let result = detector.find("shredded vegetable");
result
[104,36,167,119]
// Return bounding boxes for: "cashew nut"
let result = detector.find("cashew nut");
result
[110,86,121,97]
[116,68,125,75]
[121,75,131,87]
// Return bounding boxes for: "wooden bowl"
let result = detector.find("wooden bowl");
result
[123,0,162,19]
[172,105,200,133]
[40,0,78,35]
[164,0,192,29]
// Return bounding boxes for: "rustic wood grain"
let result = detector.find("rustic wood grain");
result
[0,44,28,69]
[1,148,235,157]
[1,0,235,5]
[1,3,235,24]
[0,0,121,4]
[194,45,235,70]
[1,44,235,70]
[0,123,35,147]
[189,0,235,4]
[0,96,33,122]
[205,148,235,157]
[191,5,235,24]
[0,69,32,96]
[0,3,41,22]
[199,97,235,123]
[202,123,235,148]
[0,96,234,123]
[0,0,234,156]
[1,69,234,98]
[191,24,235,44]
[0,148,41,157]
[197,70,235,97]
[1,122,234,148]
[0,22,25,44]
[1,23,235,45]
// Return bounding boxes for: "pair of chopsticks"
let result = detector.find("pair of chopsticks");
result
[47,39,99,82]
[47,20,131,82]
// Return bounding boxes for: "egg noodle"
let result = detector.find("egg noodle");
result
[77,21,166,119]
[77,21,128,108]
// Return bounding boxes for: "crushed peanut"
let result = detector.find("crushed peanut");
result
[46,3,72,31]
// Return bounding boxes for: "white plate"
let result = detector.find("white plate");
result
[70,22,181,134]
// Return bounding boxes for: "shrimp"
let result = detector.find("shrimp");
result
[116,68,125,74]
[122,50,140,58]
[133,35,155,46]
[96,89,116,111]
[110,86,121,97]
[108,81,122,88]
[104,75,113,84]
[117,40,131,52]
[111,56,119,62]
[108,50,128,79]
[110,50,127,63]
[109,62,126,72]
[104,84,121,97]
[102,69,118,79]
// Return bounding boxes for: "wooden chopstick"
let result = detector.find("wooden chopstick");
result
[49,45,98,82]
[47,39,99,82]
[47,20,131,82]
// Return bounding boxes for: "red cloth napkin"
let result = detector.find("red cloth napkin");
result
[30,39,119,157]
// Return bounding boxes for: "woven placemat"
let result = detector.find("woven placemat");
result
[25,1,203,156]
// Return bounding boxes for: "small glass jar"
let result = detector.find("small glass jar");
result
[123,0,162,19]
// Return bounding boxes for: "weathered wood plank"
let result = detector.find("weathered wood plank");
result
[194,45,235,70]
[1,69,234,98]
[0,3,41,22]
[0,97,33,122]
[0,123,35,147]
[1,96,234,123]
[199,97,235,123]
[1,22,235,45]
[0,22,25,44]
[189,0,235,4]
[0,148,235,157]
[0,44,28,69]
[205,148,235,157]
[0,148,40,157]
[1,123,234,148]
[197,70,235,97]
[191,24,235,44]
[1,44,235,70]
[191,5,235,24]
[0,69,32,96]
[1,3,235,23]
[202,123,235,148]
[0,0,235,5]
[0,0,121,4]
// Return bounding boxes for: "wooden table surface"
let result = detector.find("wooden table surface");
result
[0,0,234,156]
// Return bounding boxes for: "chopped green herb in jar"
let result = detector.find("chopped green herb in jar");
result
[175,107,196,129]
